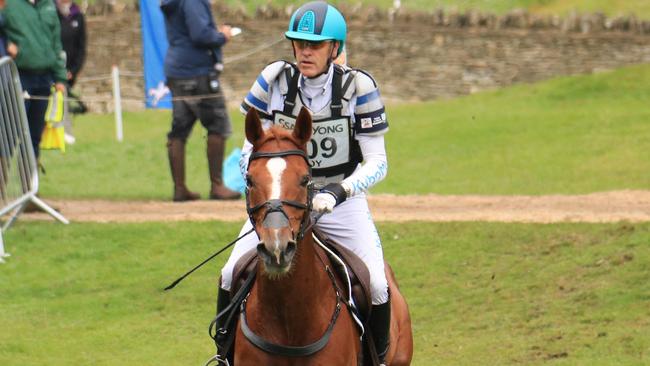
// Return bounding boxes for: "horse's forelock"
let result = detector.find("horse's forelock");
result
[257,126,302,151]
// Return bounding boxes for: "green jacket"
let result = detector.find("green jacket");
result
[0,0,67,82]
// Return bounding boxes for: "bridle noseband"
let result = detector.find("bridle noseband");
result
[245,149,314,242]
[241,148,345,358]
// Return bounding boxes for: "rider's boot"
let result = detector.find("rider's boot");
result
[215,287,233,362]
[370,299,391,365]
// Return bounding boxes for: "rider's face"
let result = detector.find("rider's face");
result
[293,40,339,77]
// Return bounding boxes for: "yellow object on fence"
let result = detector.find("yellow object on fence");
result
[40,88,66,152]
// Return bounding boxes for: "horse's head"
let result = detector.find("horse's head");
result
[245,107,313,275]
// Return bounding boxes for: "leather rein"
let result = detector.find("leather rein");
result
[240,148,344,357]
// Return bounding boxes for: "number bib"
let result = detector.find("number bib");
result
[273,111,352,170]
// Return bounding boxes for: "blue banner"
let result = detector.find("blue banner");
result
[140,0,171,109]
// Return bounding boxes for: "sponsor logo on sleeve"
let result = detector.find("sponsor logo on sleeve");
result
[372,115,386,125]
[361,117,373,129]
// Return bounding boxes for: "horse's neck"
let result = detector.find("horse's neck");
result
[255,231,334,323]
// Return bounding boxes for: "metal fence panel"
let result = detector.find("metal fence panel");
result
[0,57,68,262]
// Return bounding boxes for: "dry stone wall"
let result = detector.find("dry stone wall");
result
[77,5,650,112]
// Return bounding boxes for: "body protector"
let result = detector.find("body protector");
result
[240,61,389,185]
[274,63,360,178]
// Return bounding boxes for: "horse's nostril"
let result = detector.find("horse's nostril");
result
[256,240,296,272]
[285,241,297,258]
[256,243,272,260]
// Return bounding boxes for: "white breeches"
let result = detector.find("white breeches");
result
[220,194,389,305]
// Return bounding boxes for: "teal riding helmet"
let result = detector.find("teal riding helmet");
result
[285,1,347,57]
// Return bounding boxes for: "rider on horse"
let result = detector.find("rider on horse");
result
[216,1,392,363]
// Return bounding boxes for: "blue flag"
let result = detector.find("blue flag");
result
[140,0,172,109]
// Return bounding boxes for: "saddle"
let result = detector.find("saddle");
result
[213,230,382,365]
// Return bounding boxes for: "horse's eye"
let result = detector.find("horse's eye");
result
[300,175,310,187]
[246,174,254,188]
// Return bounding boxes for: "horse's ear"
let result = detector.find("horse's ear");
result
[292,107,312,147]
[245,108,265,147]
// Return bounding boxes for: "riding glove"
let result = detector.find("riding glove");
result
[312,183,347,213]
[312,192,337,213]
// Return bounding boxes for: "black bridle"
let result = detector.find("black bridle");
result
[241,148,343,357]
[245,149,314,242]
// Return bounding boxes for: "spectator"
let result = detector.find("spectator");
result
[0,0,67,161]
[56,0,87,143]
[0,0,7,57]
[56,0,85,86]
[160,0,240,202]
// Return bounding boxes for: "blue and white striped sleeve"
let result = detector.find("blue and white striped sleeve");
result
[352,70,389,136]
[240,61,286,119]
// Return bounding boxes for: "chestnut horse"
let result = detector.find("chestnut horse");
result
[234,107,413,365]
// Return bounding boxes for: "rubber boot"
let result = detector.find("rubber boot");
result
[370,300,391,365]
[207,134,240,200]
[167,138,200,202]
[215,287,234,363]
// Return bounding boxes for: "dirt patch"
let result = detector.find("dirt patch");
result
[19,190,650,223]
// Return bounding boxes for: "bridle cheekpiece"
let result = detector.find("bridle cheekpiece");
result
[245,149,314,242]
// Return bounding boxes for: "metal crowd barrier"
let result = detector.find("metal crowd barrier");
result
[0,57,68,263]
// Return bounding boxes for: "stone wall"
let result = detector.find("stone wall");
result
[77,5,650,112]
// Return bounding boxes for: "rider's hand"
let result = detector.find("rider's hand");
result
[312,192,337,213]
[312,183,348,213]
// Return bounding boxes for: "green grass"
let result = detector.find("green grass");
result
[530,0,650,17]
[1,221,648,365]
[37,109,240,200]
[220,0,650,18]
[383,64,650,195]
[39,63,650,199]
[85,0,650,17]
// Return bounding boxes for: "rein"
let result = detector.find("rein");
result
[168,145,341,359]
[163,227,255,291]
[241,148,343,357]
[239,256,343,357]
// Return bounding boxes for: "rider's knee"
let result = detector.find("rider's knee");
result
[370,272,389,305]
[220,264,235,291]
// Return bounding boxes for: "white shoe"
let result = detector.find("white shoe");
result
[64,133,76,144]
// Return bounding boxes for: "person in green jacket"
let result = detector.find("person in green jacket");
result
[0,0,7,58]
[0,0,67,159]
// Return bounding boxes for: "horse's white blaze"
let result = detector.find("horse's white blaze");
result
[267,157,287,199]
[267,157,287,253]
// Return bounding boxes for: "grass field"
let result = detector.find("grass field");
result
[38,63,650,199]
[216,0,650,18]
[1,221,648,365]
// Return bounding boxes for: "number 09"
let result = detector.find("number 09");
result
[308,137,338,159]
